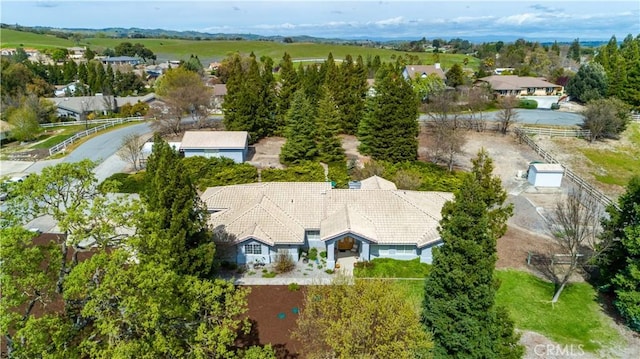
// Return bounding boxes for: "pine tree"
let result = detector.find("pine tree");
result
[357,64,419,162]
[138,136,215,278]
[280,91,318,164]
[422,150,522,358]
[315,86,346,163]
[276,52,298,134]
[258,55,278,137]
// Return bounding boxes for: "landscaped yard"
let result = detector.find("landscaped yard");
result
[349,257,622,352]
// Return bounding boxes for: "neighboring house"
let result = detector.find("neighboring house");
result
[180,131,249,163]
[211,84,227,110]
[49,93,157,120]
[145,62,173,78]
[54,82,80,97]
[101,56,141,66]
[475,75,563,97]
[0,121,14,141]
[201,178,453,269]
[402,64,446,81]
[67,47,86,60]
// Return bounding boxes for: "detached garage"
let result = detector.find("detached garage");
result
[527,163,564,187]
[180,131,249,163]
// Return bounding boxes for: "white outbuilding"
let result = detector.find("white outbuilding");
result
[527,163,564,187]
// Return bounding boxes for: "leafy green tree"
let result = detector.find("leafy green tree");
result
[445,63,465,87]
[358,64,419,162]
[8,106,41,141]
[315,87,346,163]
[153,66,211,133]
[65,250,251,358]
[50,48,68,62]
[1,161,135,357]
[412,73,446,102]
[566,63,608,103]
[581,97,631,142]
[280,91,317,164]
[422,150,522,358]
[138,136,215,278]
[294,276,432,358]
[597,176,640,331]
[181,54,204,74]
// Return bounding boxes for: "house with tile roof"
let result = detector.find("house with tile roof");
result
[475,75,563,97]
[201,178,453,269]
[402,64,446,81]
[49,93,157,120]
[180,131,249,163]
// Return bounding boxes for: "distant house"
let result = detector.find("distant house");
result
[211,84,227,110]
[67,47,86,60]
[402,64,446,81]
[475,75,563,97]
[180,131,249,163]
[49,93,157,120]
[100,56,141,66]
[54,82,80,97]
[201,178,453,269]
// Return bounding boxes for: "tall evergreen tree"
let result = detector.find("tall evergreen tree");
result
[422,150,522,358]
[315,86,346,163]
[138,136,215,278]
[280,91,317,164]
[357,64,419,162]
[276,52,298,134]
[333,54,368,134]
[259,55,278,136]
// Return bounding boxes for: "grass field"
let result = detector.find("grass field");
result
[353,257,431,278]
[1,28,480,69]
[580,122,640,186]
[352,258,621,352]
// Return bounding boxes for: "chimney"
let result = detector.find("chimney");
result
[348,181,361,190]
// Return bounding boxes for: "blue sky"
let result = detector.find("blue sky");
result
[1,1,639,41]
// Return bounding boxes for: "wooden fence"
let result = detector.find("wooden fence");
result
[514,128,619,211]
[41,117,144,128]
[518,126,591,138]
[48,117,144,156]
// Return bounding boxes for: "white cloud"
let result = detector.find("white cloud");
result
[373,16,405,26]
[496,13,544,25]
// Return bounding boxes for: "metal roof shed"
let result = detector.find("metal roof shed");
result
[527,163,564,187]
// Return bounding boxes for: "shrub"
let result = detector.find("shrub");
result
[518,99,538,109]
[275,251,296,273]
[325,269,334,274]
[319,251,327,259]
[308,248,318,261]
[550,103,560,110]
[261,161,325,182]
[288,282,301,291]
[262,271,277,278]
[328,161,350,189]
[100,172,146,193]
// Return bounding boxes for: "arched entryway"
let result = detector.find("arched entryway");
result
[325,233,372,271]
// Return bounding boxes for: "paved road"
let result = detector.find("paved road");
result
[419,109,583,127]
[63,122,152,164]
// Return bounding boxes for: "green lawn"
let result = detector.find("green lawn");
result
[1,28,480,69]
[579,122,640,186]
[353,257,431,278]
[368,261,621,352]
[496,270,621,351]
[31,133,77,149]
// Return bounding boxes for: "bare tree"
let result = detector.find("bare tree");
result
[116,133,146,171]
[426,91,467,171]
[496,95,519,134]
[79,97,95,129]
[212,225,237,263]
[546,187,603,303]
[464,86,491,132]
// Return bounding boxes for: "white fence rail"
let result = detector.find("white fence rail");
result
[514,128,619,211]
[632,113,640,122]
[48,117,145,156]
[41,117,144,128]
[518,126,591,138]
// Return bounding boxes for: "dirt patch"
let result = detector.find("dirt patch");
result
[243,285,304,358]
[339,134,370,168]
[248,136,286,169]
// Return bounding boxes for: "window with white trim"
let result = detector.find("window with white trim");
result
[244,244,262,254]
